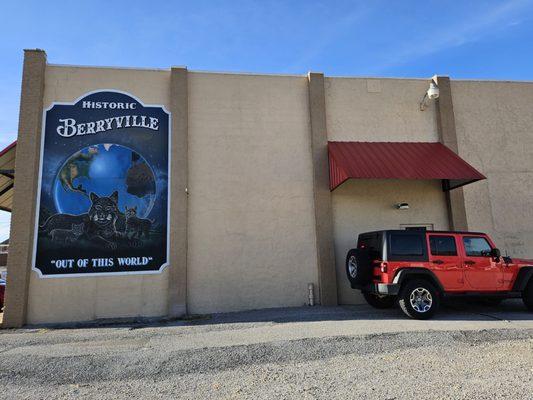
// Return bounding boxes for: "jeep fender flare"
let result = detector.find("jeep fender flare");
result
[512,267,533,291]
[392,268,445,294]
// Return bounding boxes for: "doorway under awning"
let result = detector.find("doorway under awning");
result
[328,141,486,191]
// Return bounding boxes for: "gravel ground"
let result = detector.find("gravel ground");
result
[1,301,532,399]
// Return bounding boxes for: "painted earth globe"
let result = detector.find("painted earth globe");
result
[53,143,156,218]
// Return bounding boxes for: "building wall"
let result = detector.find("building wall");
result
[26,68,321,322]
[325,77,439,142]
[452,80,533,258]
[187,72,319,313]
[15,64,533,324]
[325,77,449,304]
[26,66,172,324]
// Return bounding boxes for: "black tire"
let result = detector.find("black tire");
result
[345,249,372,286]
[363,292,396,309]
[479,298,504,306]
[522,279,533,311]
[398,279,440,319]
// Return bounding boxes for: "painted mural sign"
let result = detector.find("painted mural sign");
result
[33,90,170,277]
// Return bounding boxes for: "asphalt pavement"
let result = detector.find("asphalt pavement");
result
[1,299,532,399]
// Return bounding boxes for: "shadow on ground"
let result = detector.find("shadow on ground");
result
[190,298,532,326]
[9,299,531,331]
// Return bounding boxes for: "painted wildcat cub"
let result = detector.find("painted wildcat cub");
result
[124,206,153,239]
[40,213,87,235]
[49,222,84,244]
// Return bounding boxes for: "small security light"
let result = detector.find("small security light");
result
[396,202,410,210]
[427,82,439,99]
[420,81,440,111]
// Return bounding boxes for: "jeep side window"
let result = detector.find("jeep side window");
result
[429,235,457,256]
[462,237,492,257]
[390,234,424,256]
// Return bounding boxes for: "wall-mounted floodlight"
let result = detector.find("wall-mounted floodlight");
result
[419,81,439,111]
[396,202,410,210]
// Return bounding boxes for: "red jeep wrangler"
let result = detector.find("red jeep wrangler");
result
[346,230,533,319]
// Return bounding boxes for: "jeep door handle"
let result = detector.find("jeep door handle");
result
[432,260,444,265]
[464,260,476,265]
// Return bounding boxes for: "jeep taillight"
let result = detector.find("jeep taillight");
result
[380,262,388,273]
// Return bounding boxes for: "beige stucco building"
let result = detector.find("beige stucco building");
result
[1,49,532,327]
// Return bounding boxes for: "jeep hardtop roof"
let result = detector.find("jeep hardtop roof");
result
[359,230,486,236]
[356,230,492,262]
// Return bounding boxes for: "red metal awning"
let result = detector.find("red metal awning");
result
[328,141,485,191]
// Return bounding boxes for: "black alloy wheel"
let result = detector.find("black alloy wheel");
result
[398,279,440,319]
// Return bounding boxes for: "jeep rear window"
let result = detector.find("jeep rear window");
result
[390,233,424,256]
[429,235,457,256]
[357,233,382,259]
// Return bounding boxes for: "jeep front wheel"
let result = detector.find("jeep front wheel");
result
[398,279,440,319]
[363,292,396,309]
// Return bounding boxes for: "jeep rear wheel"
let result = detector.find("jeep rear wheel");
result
[346,251,359,282]
[522,279,533,311]
[363,292,396,309]
[398,279,440,319]
[345,249,372,286]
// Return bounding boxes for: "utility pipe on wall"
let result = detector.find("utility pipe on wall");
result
[308,283,315,306]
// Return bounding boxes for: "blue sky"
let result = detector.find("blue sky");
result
[1,0,533,240]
